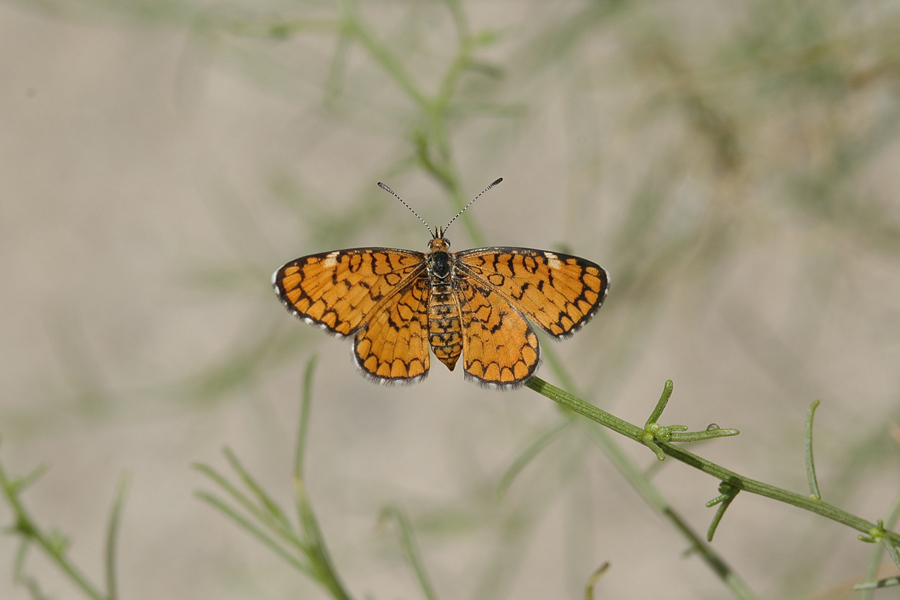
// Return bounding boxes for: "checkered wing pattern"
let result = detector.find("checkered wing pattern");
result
[353,277,431,383]
[275,239,609,388]
[273,247,424,334]
[455,248,609,339]
[274,248,433,384]
[457,277,540,388]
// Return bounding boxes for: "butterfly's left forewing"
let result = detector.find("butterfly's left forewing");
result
[455,248,609,338]
[273,248,426,337]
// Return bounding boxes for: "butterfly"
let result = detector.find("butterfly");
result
[273,179,609,388]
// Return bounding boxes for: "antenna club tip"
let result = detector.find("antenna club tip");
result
[491,177,503,186]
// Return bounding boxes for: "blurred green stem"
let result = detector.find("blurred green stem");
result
[0,453,110,600]
[196,356,354,600]
[336,0,487,246]
[379,506,440,600]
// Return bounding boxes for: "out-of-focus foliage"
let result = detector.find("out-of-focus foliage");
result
[3,0,900,598]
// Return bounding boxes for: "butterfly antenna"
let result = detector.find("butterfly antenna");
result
[443,177,503,234]
[378,182,433,236]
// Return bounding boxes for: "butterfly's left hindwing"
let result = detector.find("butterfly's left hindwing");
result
[353,276,431,384]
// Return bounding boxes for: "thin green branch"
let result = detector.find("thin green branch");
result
[13,539,50,600]
[223,447,291,527]
[646,379,673,424]
[539,353,752,597]
[330,0,489,248]
[195,491,313,575]
[293,476,354,600]
[193,461,299,550]
[194,356,354,600]
[582,425,756,599]
[526,377,900,547]
[379,506,440,600]
[496,418,573,499]
[441,0,470,43]
[0,453,107,600]
[584,562,610,600]
[290,356,353,600]
[338,0,429,110]
[855,575,900,590]
[295,355,318,480]
[104,473,130,600]
[640,381,739,460]
[859,489,900,597]
[706,483,740,542]
[805,400,822,500]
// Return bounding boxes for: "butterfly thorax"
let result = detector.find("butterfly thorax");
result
[425,234,463,371]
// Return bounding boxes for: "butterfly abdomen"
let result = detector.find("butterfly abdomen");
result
[426,251,463,371]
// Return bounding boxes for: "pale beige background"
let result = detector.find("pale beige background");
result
[2,1,900,599]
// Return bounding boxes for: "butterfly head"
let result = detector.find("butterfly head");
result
[428,228,450,253]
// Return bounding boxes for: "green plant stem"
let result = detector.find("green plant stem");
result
[805,400,822,500]
[584,562,610,600]
[336,0,486,247]
[379,506,440,600]
[196,489,313,575]
[294,478,354,600]
[526,377,900,547]
[860,491,900,597]
[0,459,106,600]
[295,355,318,480]
[196,356,354,600]
[104,473,130,600]
[538,347,753,597]
[497,419,573,499]
[293,355,354,600]
[583,420,755,599]
[339,0,428,110]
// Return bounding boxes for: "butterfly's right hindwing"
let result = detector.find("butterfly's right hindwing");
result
[456,277,540,389]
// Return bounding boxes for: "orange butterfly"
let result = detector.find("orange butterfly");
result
[273,179,609,388]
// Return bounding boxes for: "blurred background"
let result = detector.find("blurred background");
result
[2,0,900,598]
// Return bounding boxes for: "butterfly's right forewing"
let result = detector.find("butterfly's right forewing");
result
[456,248,609,339]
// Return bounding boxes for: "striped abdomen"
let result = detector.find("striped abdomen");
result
[427,251,462,370]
